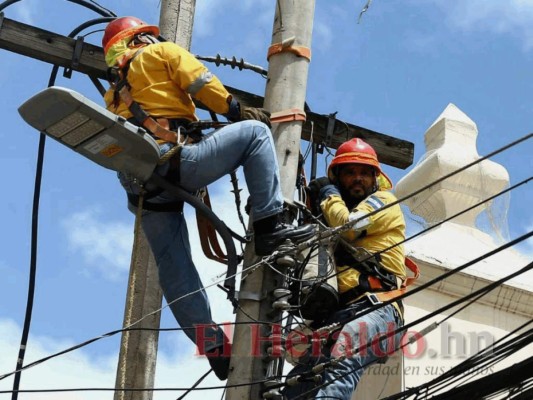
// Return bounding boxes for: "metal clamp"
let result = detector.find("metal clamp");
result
[237,290,267,302]
[64,35,85,79]
[367,292,383,305]
[325,111,337,147]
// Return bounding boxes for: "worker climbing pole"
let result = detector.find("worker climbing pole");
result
[226,2,317,399]
[5,1,420,398]
[112,1,197,399]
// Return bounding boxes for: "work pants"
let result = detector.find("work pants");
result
[118,120,283,350]
[284,300,402,399]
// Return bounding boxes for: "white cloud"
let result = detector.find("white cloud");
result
[194,0,273,46]
[0,179,248,398]
[9,0,36,25]
[313,20,334,51]
[0,318,116,400]
[62,209,134,281]
[430,0,533,51]
[40,178,252,399]
[0,318,227,400]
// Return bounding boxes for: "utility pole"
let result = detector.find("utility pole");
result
[114,2,196,399]
[226,2,316,399]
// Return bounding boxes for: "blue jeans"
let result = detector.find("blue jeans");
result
[118,121,284,351]
[284,300,402,399]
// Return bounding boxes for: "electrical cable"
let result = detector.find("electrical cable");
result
[1,144,528,386]
[0,2,115,398]
[282,255,531,397]
[0,376,275,395]
[195,54,268,78]
[0,0,115,16]
[290,134,532,258]
[292,177,526,288]
[0,0,531,396]
[287,259,533,399]
[1,192,529,384]
[175,368,213,400]
[308,176,531,285]
[0,257,530,396]
[383,324,533,399]
[316,231,532,338]
[0,260,267,382]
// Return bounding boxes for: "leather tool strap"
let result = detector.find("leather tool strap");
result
[196,187,228,264]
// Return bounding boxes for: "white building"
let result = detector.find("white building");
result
[355,104,532,399]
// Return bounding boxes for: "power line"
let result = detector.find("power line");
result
[2,242,530,396]
[383,326,533,399]
[1,183,529,385]
[288,259,533,399]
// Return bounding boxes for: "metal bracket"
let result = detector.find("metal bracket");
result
[237,290,267,302]
[63,35,85,79]
[325,111,338,148]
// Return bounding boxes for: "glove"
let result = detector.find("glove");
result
[225,97,271,128]
[308,177,331,199]
[240,106,272,128]
[307,177,333,215]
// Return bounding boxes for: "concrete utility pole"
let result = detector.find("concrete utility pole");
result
[114,2,196,399]
[226,2,316,399]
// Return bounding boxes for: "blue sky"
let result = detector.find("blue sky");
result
[0,1,532,399]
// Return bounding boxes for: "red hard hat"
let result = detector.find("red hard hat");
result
[102,16,160,55]
[328,138,393,190]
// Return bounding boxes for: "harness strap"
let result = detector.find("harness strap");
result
[127,193,184,212]
[369,257,420,303]
[113,51,190,145]
[196,188,229,264]
[340,257,420,306]
[270,108,307,123]
[117,85,181,144]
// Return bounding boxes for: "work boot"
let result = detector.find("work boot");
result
[206,342,231,380]
[254,214,316,256]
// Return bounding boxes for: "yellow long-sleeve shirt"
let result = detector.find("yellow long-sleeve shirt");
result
[321,190,406,298]
[104,42,231,121]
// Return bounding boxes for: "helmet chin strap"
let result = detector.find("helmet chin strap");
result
[134,33,160,45]
[372,169,379,192]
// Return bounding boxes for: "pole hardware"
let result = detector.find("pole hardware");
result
[63,35,85,78]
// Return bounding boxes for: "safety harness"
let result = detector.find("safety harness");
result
[109,49,201,146]
[336,243,419,312]
[109,49,241,264]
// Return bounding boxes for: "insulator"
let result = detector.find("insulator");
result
[272,288,292,310]
[286,376,301,386]
[330,356,346,367]
[272,300,291,310]
[311,363,326,374]
[267,345,286,358]
[276,254,296,267]
[263,380,283,399]
[262,389,283,399]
